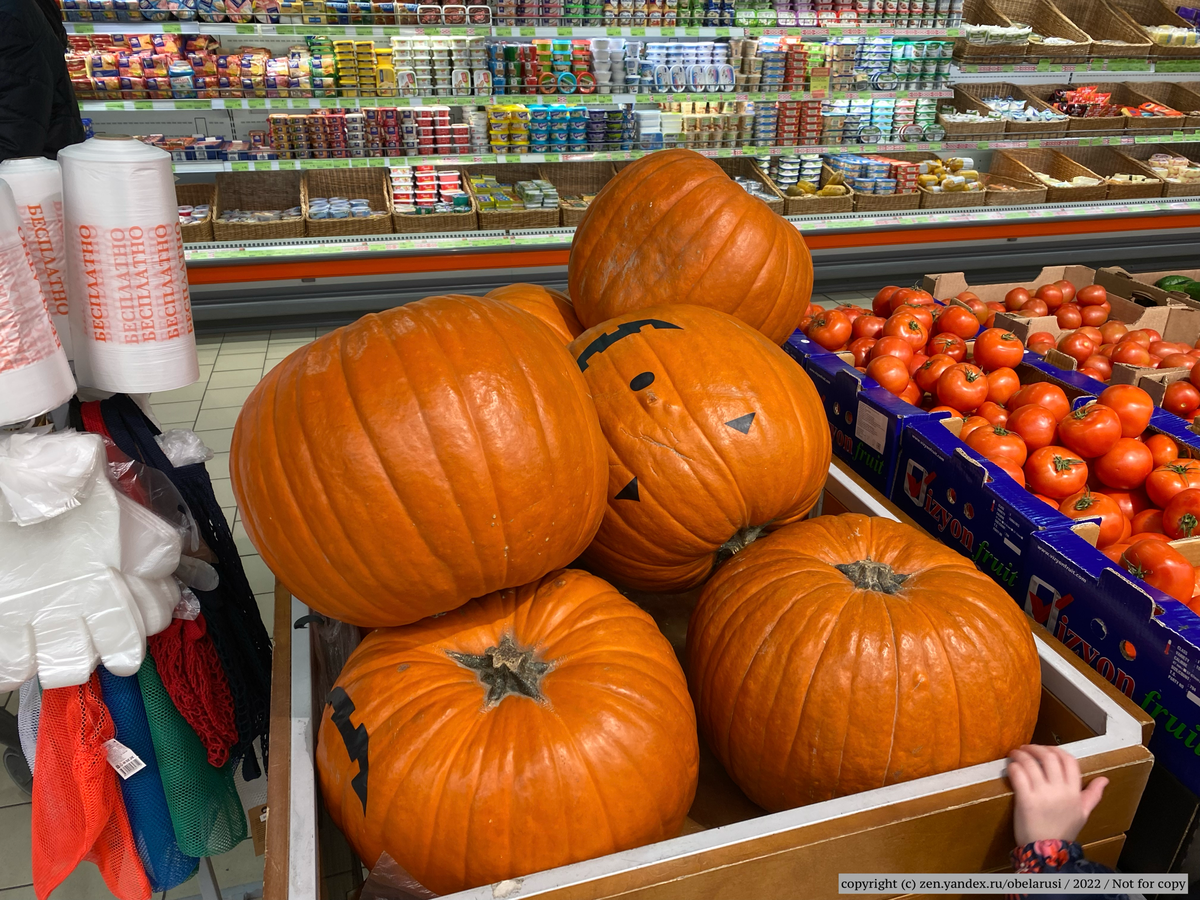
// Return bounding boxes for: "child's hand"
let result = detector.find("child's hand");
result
[1007,744,1109,847]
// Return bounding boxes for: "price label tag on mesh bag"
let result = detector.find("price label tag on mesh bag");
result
[103,739,146,780]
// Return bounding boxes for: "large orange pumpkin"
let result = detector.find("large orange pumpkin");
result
[688,514,1041,812]
[485,282,583,345]
[230,295,607,627]
[316,568,699,894]
[568,304,830,592]
[567,150,813,345]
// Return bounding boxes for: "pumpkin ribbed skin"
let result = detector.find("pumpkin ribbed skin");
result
[688,514,1041,812]
[568,304,830,592]
[316,568,699,895]
[485,282,583,345]
[567,150,813,345]
[230,295,607,627]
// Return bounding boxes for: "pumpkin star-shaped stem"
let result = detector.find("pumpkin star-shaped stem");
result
[447,635,552,707]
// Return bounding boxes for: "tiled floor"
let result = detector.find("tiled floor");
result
[0,329,315,900]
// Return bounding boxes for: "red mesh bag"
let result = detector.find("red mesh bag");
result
[149,615,239,767]
[32,675,152,900]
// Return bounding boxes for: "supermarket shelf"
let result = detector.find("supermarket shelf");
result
[62,21,960,38]
[952,64,1200,82]
[167,131,1200,172]
[79,88,953,112]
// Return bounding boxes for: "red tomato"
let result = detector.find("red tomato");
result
[1008,383,1071,423]
[1007,404,1058,451]
[1121,540,1196,603]
[1146,459,1200,508]
[1100,321,1128,344]
[1076,284,1109,307]
[934,306,981,340]
[865,355,910,396]
[1096,385,1154,438]
[907,352,928,376]
[1028,331,1056,353]
[1057,403,1123,459]
[1190,363,1200,392]
[1025,445,1089,500]
[888,288,934,315]
[833,305,866,323]
[992,455,1027,487]
[1131,507,1166,536]
[927,332,967,362]
[1164,380,1200,418]
[882,313,929,350]
[1145,433,1179,468]
[1004,287,1031,311]
[1163,487,1200,539]
[1020,298,1050,317]
[1093,438,1155,490]
[806,309,853,350]
[1057,332,1097,366]
[870,336,915,366]
[899,303,935,330]
[1035,284,1064,309]
[1077,326,1104,345]
[986,367,1020,405]
[1078,367,1110,383]
[1103,542,1133,564]
[959,415,992,441]
[1128,328,1162,346]
[914,354,958,395]
[1098,486,1151,520]
[848,336,877,367]
[973,328,1025,372]
[1081,304,1110,327]
[959,296,989,325]
[966,424,1028,466]
[851,314,886,341]
[1110,342,1152,367]
[898,380,922,406]
[1056,304,1083,329]
[873,285,902,316]
[977,400,1009,426]
[1055,280,1077,303]
[1081,355,1113,380]
[937,363,989,412]
[929,405,964,420]
[1058,489,1127,549]
[1160,354,1197,371]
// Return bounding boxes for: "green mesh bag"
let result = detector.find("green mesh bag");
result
[137,654,248,858]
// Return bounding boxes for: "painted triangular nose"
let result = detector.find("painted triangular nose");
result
[614,477,639,502]
[725,413,756,434]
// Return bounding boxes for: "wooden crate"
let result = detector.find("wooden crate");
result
[263,461,1154,900]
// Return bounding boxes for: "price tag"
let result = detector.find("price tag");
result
[133,100,154,109]
[661,26,675,35]
[231,161,251,171]
[162,22,182,32]
[927,142,943,151]
[1026,139,1041,148]
[684,26,699,35]
[606,26,622,34]
[104,740,146,780]
[247,98,267,108]
[236,23,255,33]
[716,147,733,157]
[319,97,339,107]
[176,100,208,109]
[543,152,562,162]
[74,23,94,32]
[556,26,572,34]
[520,26,536,34]
[976,141,989,149]
[866,26,880,36]
[449,26,467,34]
[105,101,128,110]
[630,26,645,34]
[715,26,730,36]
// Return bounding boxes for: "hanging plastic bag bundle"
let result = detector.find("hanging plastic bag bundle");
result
[0,180,75,427]
[59,136,199,394]
[0,157,72,358]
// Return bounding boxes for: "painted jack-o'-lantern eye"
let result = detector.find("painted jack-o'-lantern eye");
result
[630,372,655,391]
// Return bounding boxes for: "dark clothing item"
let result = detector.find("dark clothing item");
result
[0,0,86,162]
[1009,839,1128,900]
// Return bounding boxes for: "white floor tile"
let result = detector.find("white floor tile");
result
[205,369,264,390]
[232,520,255,557]
[211,478,236,509]
[255,592,275,626]
[268,328,316,341]
[220,331,271,345]
[153,400,201,428]
[195,407,242,431]
[201,385,256,410]
[240,554,276,596]
[212,354,265,373]
[164,840,264,899]
[0,804,31,889]
[153,381,208,404]
[196,333,224,345]
[207,452,231,482]
[195,429,234,454]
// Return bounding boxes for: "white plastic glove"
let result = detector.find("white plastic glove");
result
[0,433,183,690]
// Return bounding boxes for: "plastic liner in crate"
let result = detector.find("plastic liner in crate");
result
[1062,145,1166,199]
[301,167,394,237]
[1115,142,1200,198]
[1107,0,1200,59]
[175,182,214,244]
[712,156,786,216]
[990,148,1109,203]
[464,163,562,231]
[537,160,618,227]
[959,82,1071,139]
[992,0,1091,62]
[1053,0,1153,59]
[212,171,304,242]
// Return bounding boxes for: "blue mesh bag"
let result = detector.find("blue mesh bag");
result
[96,666,199,893]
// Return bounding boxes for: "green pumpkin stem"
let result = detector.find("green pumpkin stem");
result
[446,635,550,707]
[717,524,770,562]
[835,558,909,594]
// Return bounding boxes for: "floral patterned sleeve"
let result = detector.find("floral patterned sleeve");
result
[1007,840,1128,900]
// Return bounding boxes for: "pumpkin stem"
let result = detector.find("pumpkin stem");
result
[834,558,909,594]
[717,524,770,562]
[446,635,550,707]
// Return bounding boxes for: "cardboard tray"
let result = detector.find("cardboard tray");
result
[923,263,1098,305]
[262,469,1155,900]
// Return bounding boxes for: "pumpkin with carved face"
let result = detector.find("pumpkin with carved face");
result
[568,305,831,592]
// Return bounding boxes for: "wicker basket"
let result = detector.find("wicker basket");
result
[537,161,618,227]
[212,171,304,242]
[992,0,1091,62]
[983,173,1050,205]
[1022,83,1135,133]
[1051,0,1152,58]
[937,87,1008,140]
[956,0,1027,65]
[392,182,479,235]
[300,168,393,237]
[848,151,934,211]
[1113,142,1200,197]
[175,182,214,243]
[1106,0,1200,59]
[1063,145,1165,198]
[771,165,855,216]
[1135,82,1200,131]
[961,82,1071,138]
[710,157,786,215]
[991,148,1109,202]
[464,164,562,231]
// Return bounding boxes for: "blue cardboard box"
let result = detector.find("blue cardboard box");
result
[1025,528,1200,797]
[782,328,835,370]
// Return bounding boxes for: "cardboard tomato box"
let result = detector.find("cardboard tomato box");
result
[922,264,1097,305]
[782,327,836,370]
